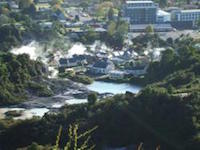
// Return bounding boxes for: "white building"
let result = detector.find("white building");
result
[38,0,52,3]
[125,65,149,77]
[39,22,53,29]
[89,59,115,75]
[109,70,125,80]
[157,9,171,23]
[122,0,158,24]
[172,9,200,22]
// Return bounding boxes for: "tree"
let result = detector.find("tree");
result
[28,3,37,15]
[0,7,10,15]
[167,84,175,94]
[117,21,128,35]
[108,7,114,21]
[161,49,176,67]
[0,15,11,26]
[159,0,167,8]
[166,37,173,45]
[106,20,128,49]
[96,2,113,19]
[145,25,154,34]
[88,92,97,105]
[107,21,116,36]
[75,15,80,22]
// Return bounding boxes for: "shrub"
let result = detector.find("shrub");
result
[88,93,97,105]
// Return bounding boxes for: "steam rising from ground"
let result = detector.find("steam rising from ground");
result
[11,41,59,78]
[11,41,42,60]
[10,40,112,78]
[67,43,87,57]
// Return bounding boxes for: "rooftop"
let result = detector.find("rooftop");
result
[157,9,170,16]
[93,59,113,68]
[181,9,200,13]
[59,58,68,65]
[110,70,124,75]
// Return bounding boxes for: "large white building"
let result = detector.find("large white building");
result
[172,9,200,22]
[122,0,173,32]
[122,0,158,24]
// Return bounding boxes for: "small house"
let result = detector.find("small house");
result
[39,22,53,29]
[59,55,87,68]
[89,59,115,75]
[126,65,149,77]
[109,70,125,80]
[8,1,20,12]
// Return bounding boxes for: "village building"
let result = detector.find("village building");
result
[109,70,125,80]
[8,1,20,12]
[125,64,149,77]
[39,22,53,29]
[59,55,87,68]
[89,59,115,75]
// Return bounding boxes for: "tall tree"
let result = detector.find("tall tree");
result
[108,7,114,21]
[159,0,167,8]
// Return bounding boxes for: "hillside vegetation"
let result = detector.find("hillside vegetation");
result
[0,53,52,105]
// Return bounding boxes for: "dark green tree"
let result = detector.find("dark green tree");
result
[88,92,97,105]
[108,7,114,20]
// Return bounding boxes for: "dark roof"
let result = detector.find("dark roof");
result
[59,55,86,64]
[73,54,86,60]
[131,65,146,70]
[59,58,68,64]
[93,60,113,68]
[68,58,77,63]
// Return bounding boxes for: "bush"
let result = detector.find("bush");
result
[59,72,93,84]
[88,92,97,105]
[28,82,53,97]
[72,75,93,84]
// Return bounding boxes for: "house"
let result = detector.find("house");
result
[8,1,20,12]
[89,59,115,75]
[59,58,77,67]
[124,57,149,77]
[39,22,53,29]
[37,7,51,13]
[0,1,8,6]
[94,27,107,33]
[109,70,125,80]
[121,50,134,60]
[96,51,109,59]
[52,9,66,20]
[125,64,149,77]
[111,57,126,65]
[59,55,87,68]
[38,0,52,3]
